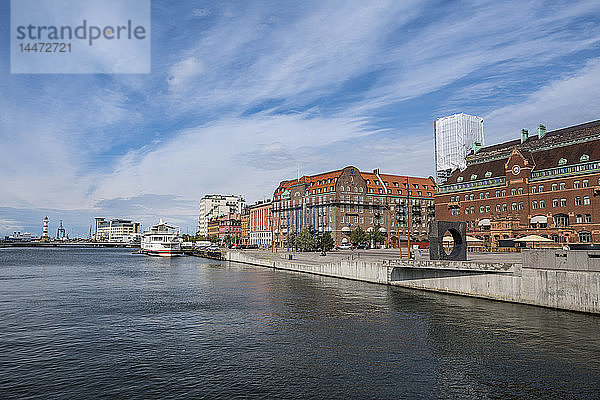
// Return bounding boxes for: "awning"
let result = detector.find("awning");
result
[478,218,491,227]
[530,215,547,224]
[514,235,553,242]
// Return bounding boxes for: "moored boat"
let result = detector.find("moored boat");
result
[141,219,182,257]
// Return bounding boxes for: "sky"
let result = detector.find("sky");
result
[1,0,600,237]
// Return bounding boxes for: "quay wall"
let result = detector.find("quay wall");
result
[224,250,600,314]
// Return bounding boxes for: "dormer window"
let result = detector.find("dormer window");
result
[470,174,477,180]
[457,177,463,182]
[580,154,589,162]
[485,171,492,178]
[558,158,567,166]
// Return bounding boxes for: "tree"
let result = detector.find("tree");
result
[319,231,334,251]
[350,226,367,246]
[368,224,386,247]
[296,227,319,251]
[286,231,297,250]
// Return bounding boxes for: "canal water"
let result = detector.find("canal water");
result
[0,247,599,399]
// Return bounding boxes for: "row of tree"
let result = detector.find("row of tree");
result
[286,228,335,252]
[285,225,387,252]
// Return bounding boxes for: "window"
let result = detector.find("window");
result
[531,186,537,194]
[583,179,589,188]
[552,199,559,207]
[576,214,583,223]
[486,205,490,212]
[574,181,580,189]
[560,198,567,207]
[511,188,516,196]
[532,201,538,209]
[480,193,484,200]
[560,182,566,190]
[538,185,544,192]
[502,204,507,211]
[585,214,592,223]
[575,197,581,206]
[464,194,469,201]
[495,190,500,197]
[579,231,592,243]
[552,183,558,191]
[518,187,523,195]
[518,202,524,210]
[553,214,569,227]
[511,203,517,210]
[471,207,475,214]
[496,204,501,212]
[539,200,545,208]
[584,196,590,205]
[465,208,469,214]
[480,206,485,213]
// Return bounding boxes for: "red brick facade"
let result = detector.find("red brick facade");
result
[435,120,600,246]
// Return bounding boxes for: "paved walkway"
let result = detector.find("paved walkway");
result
[238,248,522,265]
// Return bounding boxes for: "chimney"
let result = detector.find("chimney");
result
[538,124,546,139]
[521,129,529,144]
[373,168,380,175]
[474,141,482,154]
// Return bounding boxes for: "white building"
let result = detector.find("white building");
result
[198,194,245,237]
[435,113,484,185]
[94,218,141,243]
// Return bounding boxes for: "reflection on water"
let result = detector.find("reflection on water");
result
[0,247,598,399]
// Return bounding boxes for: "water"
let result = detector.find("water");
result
[0,247,599,399]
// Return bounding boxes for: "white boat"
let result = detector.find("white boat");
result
[141,219,182,257]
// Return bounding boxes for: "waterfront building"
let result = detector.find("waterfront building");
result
[240,207,250,245]
[435,113,484,185]
[4,232,35,242]
[249,200,272,248]
[218,213,241,242]
[272,166,436,248]
[207,218,220,239]
[93,217,141,243]
[198,194,245,237]
[435,120,600,246]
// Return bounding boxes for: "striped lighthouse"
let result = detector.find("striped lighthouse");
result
[42,216,49,240]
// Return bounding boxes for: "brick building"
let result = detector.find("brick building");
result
[240,208,250,245]
[249,200,273,248]
[435,120,600,246]
[272,166,436,248]
[218,213,241,242]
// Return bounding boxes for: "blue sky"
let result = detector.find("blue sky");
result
[1,0,600,237]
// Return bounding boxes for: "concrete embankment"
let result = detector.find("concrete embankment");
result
[224,250,600,314]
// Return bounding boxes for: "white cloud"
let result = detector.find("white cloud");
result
[484,58,600,142]
[91,112,374,203]
[167,57,205,92]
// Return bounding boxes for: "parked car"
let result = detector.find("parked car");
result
[356,243,368,249]
[338,243,352,250]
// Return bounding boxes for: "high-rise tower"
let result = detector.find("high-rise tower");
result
[434,113,484,185]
